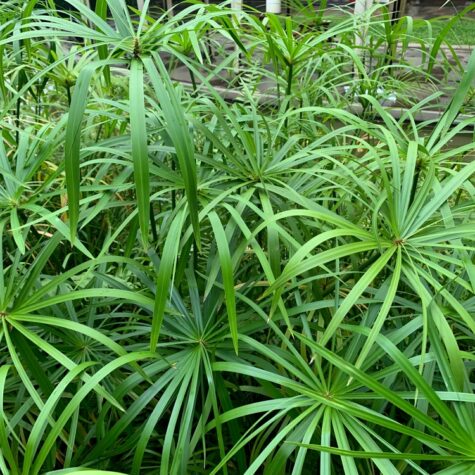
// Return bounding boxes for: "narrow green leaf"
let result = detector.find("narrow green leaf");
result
[320,247,396,347]
[143,55,201,249]
[64,63,94,243]
[427,47,475,151]
[287,443,473,461]
[22,362,97,475]
[354,248,402,371]
[106,0,134,37]
[32,352,155,474]
[9,209,25,255]
[45,470,127,475]
[151,210,186,351]
[209,211,238,353]
[403,161,475,237]
[0,366,18,475]
[129,59,150,249]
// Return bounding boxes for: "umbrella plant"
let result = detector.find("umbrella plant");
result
[0,0,474,473]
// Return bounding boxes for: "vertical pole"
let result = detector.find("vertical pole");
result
[354,0,373,47]
[353,0,373,75]
[354,0,373,19]
[231,0,243,74]
[266,0,281,14]
[391,0,408,23]
[166,0,173,17]
[231,0,242,9]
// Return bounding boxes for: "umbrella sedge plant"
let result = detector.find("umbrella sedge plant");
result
[0,0,474,473]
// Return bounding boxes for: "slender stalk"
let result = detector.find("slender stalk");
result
[171,156,176,210]
[66,84,72,106]
[150,202,158,243]
[285,62,293,98]
[188,67,197,94]
[15,97,21,145]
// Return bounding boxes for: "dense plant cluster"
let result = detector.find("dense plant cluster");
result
[0,1,474,474]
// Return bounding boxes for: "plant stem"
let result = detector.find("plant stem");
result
[286,62,293,97]
[66,85,72,106]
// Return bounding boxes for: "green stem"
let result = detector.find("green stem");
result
[283,62,294,134]
[286,62,293,98]
[171,156,176,210]
[409,161,421,208]
[321,251,381,298]
[15,97,21,145]
[150,202,158,243]
[66,84,72,106]
[189,67,197,95]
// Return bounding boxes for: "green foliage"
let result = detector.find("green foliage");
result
[0,0,474,474]
[414,16,475,47]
